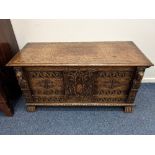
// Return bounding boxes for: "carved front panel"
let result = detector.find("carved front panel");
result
[64,70,94,102]
[25,68,65,103]
[19,67,137,104]
[93,68,135,103]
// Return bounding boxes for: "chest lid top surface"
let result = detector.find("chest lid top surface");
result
[7,42,153,67]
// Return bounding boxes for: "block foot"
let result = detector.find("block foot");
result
[27,105,36,112]
[124,106,133,113]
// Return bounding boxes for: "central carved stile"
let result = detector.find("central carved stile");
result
[64,70,94,100]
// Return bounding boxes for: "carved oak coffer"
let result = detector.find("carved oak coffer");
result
[7,42,153,112]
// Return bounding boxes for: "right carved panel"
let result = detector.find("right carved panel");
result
[93,67,136,103]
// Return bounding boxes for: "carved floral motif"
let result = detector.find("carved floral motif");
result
[64,70,94,99]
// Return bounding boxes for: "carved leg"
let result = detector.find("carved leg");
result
[26,105,36,112]
[124,106,133,113]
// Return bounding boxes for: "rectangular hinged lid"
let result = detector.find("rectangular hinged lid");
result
[7,41,153,67]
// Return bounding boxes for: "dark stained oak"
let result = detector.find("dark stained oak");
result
[7,42,153,113]
[0,20,19,55]
[0,19,21,116]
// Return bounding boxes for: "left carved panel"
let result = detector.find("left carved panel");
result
[25,67,65,103]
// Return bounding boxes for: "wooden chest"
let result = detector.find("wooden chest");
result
[7,42,153,112]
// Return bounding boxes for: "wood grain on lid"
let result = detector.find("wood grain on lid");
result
[7,42,153,67]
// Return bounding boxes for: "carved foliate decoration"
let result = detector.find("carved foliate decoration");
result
[98,71,133,79]
[97,90,127,96]
[64,70,94,101]
[29,71,62,78]
[34,96,64,102]
[27,70,65,102]
[93,98,126,103]
[93,70,135,103]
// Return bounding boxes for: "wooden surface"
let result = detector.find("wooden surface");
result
[7,42,153,67]
[0,19,21,116]
[8,42,153,112]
